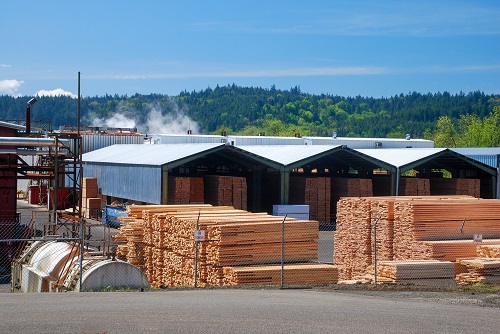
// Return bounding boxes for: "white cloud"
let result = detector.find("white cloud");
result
[0,79,24,95]
[0,64,11,68]
[35,88,77,98]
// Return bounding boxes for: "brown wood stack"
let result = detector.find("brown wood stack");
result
[455,258,500,285]
[204,175,248,210]
[398,178,430,196]
[167,177,204,204]
[290,176,331,222]
[116,205,331,287]
[82,177,101,219]
[331,178,373,221]
[430,178,480,197]
[222,263,338,285]
[335,196,500,284]
[366,260,456,285]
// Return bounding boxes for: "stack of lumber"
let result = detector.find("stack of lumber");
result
[222,263,338,286]
[455,258,500,285]
[167,177,204,204]
[478,244,500,258]
[335,196,500,284]
[82,177,101,219]
[398,178,430,196]
[331,178,373,223]
[290,177,331,222]
[366,260,456,285]
[115,205,336,287]
[204,175,248,210]
[430,178,480,198]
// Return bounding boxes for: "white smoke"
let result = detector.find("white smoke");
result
[36,88,77,98]
[90,102,199,135]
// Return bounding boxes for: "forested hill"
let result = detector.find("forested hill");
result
[1,85,499,140]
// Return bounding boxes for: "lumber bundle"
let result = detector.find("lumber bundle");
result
[204,175,248,210]
[430,178,480,198]
[81,177,101,219]
[331,178,373,223]
[290,176,331,222]
[222,263,338,285]
[398,178,430,196]
[115,205,331,287]
[478,244,500,258]
[367,260,455,284]
[167,177,204,204]
[335,196,500,284]
[455,258,500,285]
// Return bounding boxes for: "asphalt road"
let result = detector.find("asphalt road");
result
[1,289,499,334]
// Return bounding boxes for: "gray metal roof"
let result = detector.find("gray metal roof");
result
[231,145,344,167]
[450,148,500,156]
[355,148,447,168]
[82,143,224,166]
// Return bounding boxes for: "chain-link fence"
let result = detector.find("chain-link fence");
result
[2,196,500,293]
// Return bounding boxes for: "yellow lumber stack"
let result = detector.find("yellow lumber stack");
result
[367,260,456,285]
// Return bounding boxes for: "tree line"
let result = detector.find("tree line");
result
[0,85,499,147]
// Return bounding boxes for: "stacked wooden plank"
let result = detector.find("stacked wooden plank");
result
[222,263,338,285]
[456,258,500,285]
[367,260,456,285]
[478,244,500,258]
[335,196,500,284]
[115,205,336,287]
[204,175,248,210]
[167,177,204,204]
[398,178,430,196]
[430,178,480,198]
[82,177,101,219]
[290,176,331,222]
[331,178,373,223]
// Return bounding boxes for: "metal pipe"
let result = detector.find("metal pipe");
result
[0,137,70,147]
[0,149,62,155]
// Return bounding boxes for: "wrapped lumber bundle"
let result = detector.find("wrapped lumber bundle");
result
[430,178,480,198]
[167,177,204,204]
[290,176,331,223]
[367,260,456,286]
[456,258,500,285]
[222,263,338,285]
[334,197,372,280]
[204,175,248,210]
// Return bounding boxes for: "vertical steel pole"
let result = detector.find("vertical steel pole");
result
[194,211,200,288]
[280,214,287,288]
[79,218,84,292]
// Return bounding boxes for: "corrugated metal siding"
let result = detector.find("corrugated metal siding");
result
[83,162,162,204]
[82,134,144,153]
[148,134,225,144]
[227,136,303,146]
[303,137,434,148]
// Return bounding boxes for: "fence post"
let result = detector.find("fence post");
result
[280,214,287,288]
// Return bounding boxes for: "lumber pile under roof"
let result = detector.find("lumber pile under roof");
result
[289,176,331,223]
[167,177,204,204]
[204,175,248,210]
[430,178,480,198]
[334,196,500,284]
[115,204,338,287]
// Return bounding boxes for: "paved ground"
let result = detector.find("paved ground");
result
[1,288,499,334]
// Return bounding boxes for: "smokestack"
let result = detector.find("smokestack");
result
[26,97,37,136]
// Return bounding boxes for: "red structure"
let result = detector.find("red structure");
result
[0,123,20,276]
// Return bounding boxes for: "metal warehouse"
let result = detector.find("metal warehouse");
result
[82,144,497,227]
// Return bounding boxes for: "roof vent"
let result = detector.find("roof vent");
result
[332,132,337,139]
[405,134,411,140]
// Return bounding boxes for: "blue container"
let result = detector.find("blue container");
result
[103,205,127,228]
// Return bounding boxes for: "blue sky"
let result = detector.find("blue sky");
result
[1,0,499,98]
